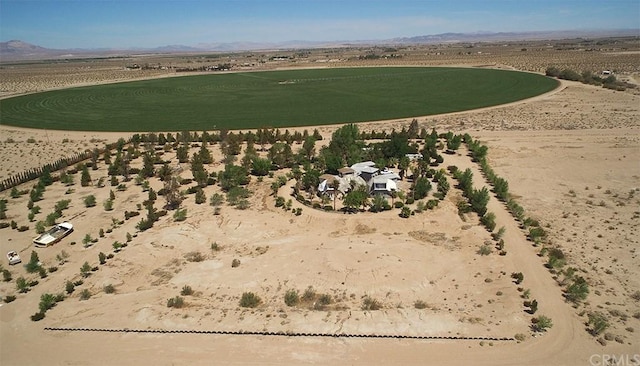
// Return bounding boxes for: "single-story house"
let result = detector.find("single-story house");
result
[337,167,355,177]
[369,175,398,196]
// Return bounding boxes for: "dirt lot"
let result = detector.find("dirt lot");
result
[0,40,639,365]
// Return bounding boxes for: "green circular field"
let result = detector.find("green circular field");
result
[0,67,558,132]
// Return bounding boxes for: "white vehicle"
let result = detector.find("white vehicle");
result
[33,222,74,247]
[7,251,21,265]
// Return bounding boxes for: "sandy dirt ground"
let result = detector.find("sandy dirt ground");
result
[0,63,639,365]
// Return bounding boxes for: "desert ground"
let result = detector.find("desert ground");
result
[0,40,639,365]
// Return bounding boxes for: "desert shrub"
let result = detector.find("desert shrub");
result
[79,289,92,300]
[44,211,60,226]
[173,208,187,222]
[31,312,45,321]
[39,293,57,313]
[103,198,114,211]
[239,292,261,308]
[302,286,316,301]
[104,284,115,294]
[588,312,609,336]
[35,221,45,234]
[80,262,92,277]
[492,226,506,241]
[167,296,185,308]
[480,212,496,232]
[82,234,94,248]
[284,289,300,306]
[414,300,428,309]
[231,258,241,268]
[511,272,524,285]
[184,251,205,262]
[124,211,140,220]
[98,252,106,265]
[478,244,492,256]
[16,277,29,293]
[565,276,589,303]
[181,285,194,296]
[399,206,412,218]
[112,241,123,252]
[17,225,29,232]
[532,315,553,332]
[4,295,16,303]
[514,333,526,342]
[2,269,12,282]
[317,294,332,306]
[362,296,382,310]
[426,199,439,209]
[65,281,75,294]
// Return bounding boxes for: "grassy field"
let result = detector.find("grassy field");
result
[0,67,558,131]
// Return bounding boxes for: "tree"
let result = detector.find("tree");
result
[80,164,92,187]
[344,185,369,211]
[140,152,155,178]
[25,251,41,273]
[176,144,189,163]
[493,177,509,201]
[251,157,272,176]
[16,277,29,293]
[199,141,213,164]
[39,293,57,313]
[209,193,224,206]
[188,153,206,187]
[457,168,473,196]
[370,194,389,213]
[194,187,206,204]
[301,135,316,161]
[301,169,321,195]
[398,156,410,179]
[269,143,294,169]
[80,262,92,277]
[446,134,462,152]
[218,164,249,191]
[413,177,432,200]
[164,176,183,210]
[469,187,490,217]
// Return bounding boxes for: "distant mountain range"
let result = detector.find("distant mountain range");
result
[1,29,638,61]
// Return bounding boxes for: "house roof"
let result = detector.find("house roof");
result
[350,161,376,170]
[319,174,339,185]
[369,176,397,192]
[338,167,355,175]
[360,166,379,174]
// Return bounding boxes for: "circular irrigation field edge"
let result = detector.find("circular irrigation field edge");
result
[0,67,558,132]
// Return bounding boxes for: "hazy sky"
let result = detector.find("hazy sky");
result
[1,0,639,49]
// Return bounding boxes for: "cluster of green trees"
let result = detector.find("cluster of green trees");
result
[545,67,632,91]
[453,167,490,217]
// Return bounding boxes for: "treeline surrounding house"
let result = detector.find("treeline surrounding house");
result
[545,66,634,91]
